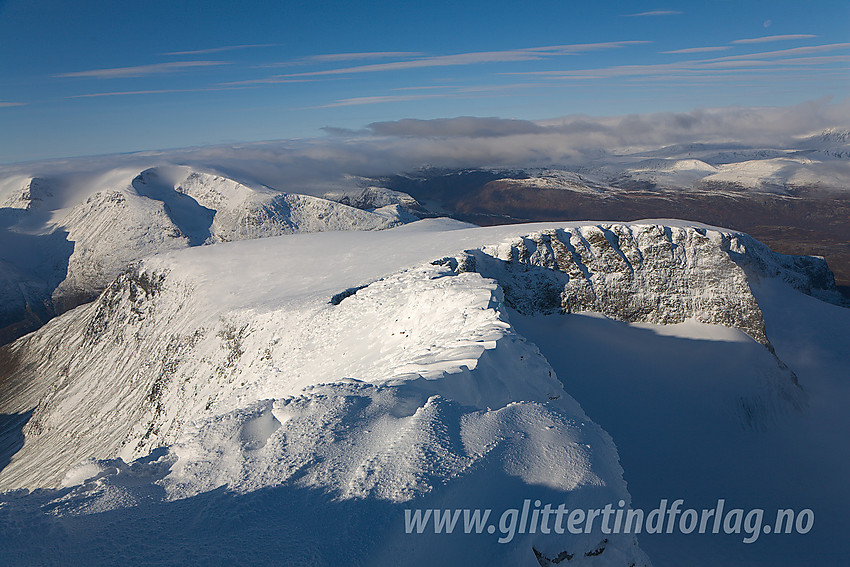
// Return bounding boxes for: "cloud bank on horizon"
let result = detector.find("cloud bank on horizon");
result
[342,100,850,144]
[3,100,847,195]
[0,0,847,163]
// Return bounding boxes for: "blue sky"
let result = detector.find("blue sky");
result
[0,0,848,163]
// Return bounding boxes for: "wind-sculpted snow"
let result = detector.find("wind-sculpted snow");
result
[0,166,412,344]
[0,219,842,565]
[0,258,571,489]
[0,221,654,564]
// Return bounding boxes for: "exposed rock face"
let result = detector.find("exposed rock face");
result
[1,177,53,210]
[441,224,845,347]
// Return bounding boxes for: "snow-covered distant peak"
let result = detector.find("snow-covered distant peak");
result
[134,166,276,208]
[794,127,850,160]
[814,127,850,144]
[1,177,55,210]
[699,157,826,192]
[628,158,718,173]
[323,184,423,212]
[494,169,611,194]
[608,159,721,191]
[0,164,418,344]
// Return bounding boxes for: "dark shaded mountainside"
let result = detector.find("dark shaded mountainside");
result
[377,169,850,296]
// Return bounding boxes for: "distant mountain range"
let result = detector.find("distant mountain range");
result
[368,131,850,295]
[0,166,416,344]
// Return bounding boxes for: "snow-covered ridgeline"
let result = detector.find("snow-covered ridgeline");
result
[0,219,656,563]
[0,219,842,564]
[0,166,414,344]
[1,219,836,488]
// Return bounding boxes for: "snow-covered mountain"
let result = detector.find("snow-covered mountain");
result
[593,128,850,192]
[599,155,850,194]
[364,127,850,200]
[1,219,846,565]
[322,183,425,212]
[0,121,848,564]
[0,166,414,344]
[476,153,849,196]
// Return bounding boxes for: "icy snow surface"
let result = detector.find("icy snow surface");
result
[0,218,847,566]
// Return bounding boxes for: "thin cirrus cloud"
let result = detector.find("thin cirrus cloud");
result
[663,33,818,55]
[662,46,732,54]
[697,55,850,69]
[528,56,850,80]
[67,86,252,98]
[508,42,850,80]
[218,76,332,86]
[0,101,27,107]
[311,93,454,108]
[389,83,554,94]
[283,42,650,77]
[162,44,280,56]
[55,61,229,79]
[306,51,426,62]
[623,10,683,17]
[316,82,557,109]
[257,52,427,68]
[710,42,850,61]
[731,34,818,44]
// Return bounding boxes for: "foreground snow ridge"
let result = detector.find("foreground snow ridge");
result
[0,219,840,565]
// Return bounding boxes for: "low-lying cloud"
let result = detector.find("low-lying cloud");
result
[2,99,847,196]
[365,117,548,138]
[353,99,850,148]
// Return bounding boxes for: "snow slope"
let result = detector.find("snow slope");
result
[477,129,850,195]
[0,165,411,344]
[0,218,845,565]
[503,154,850,195]
[511,281,850,566]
